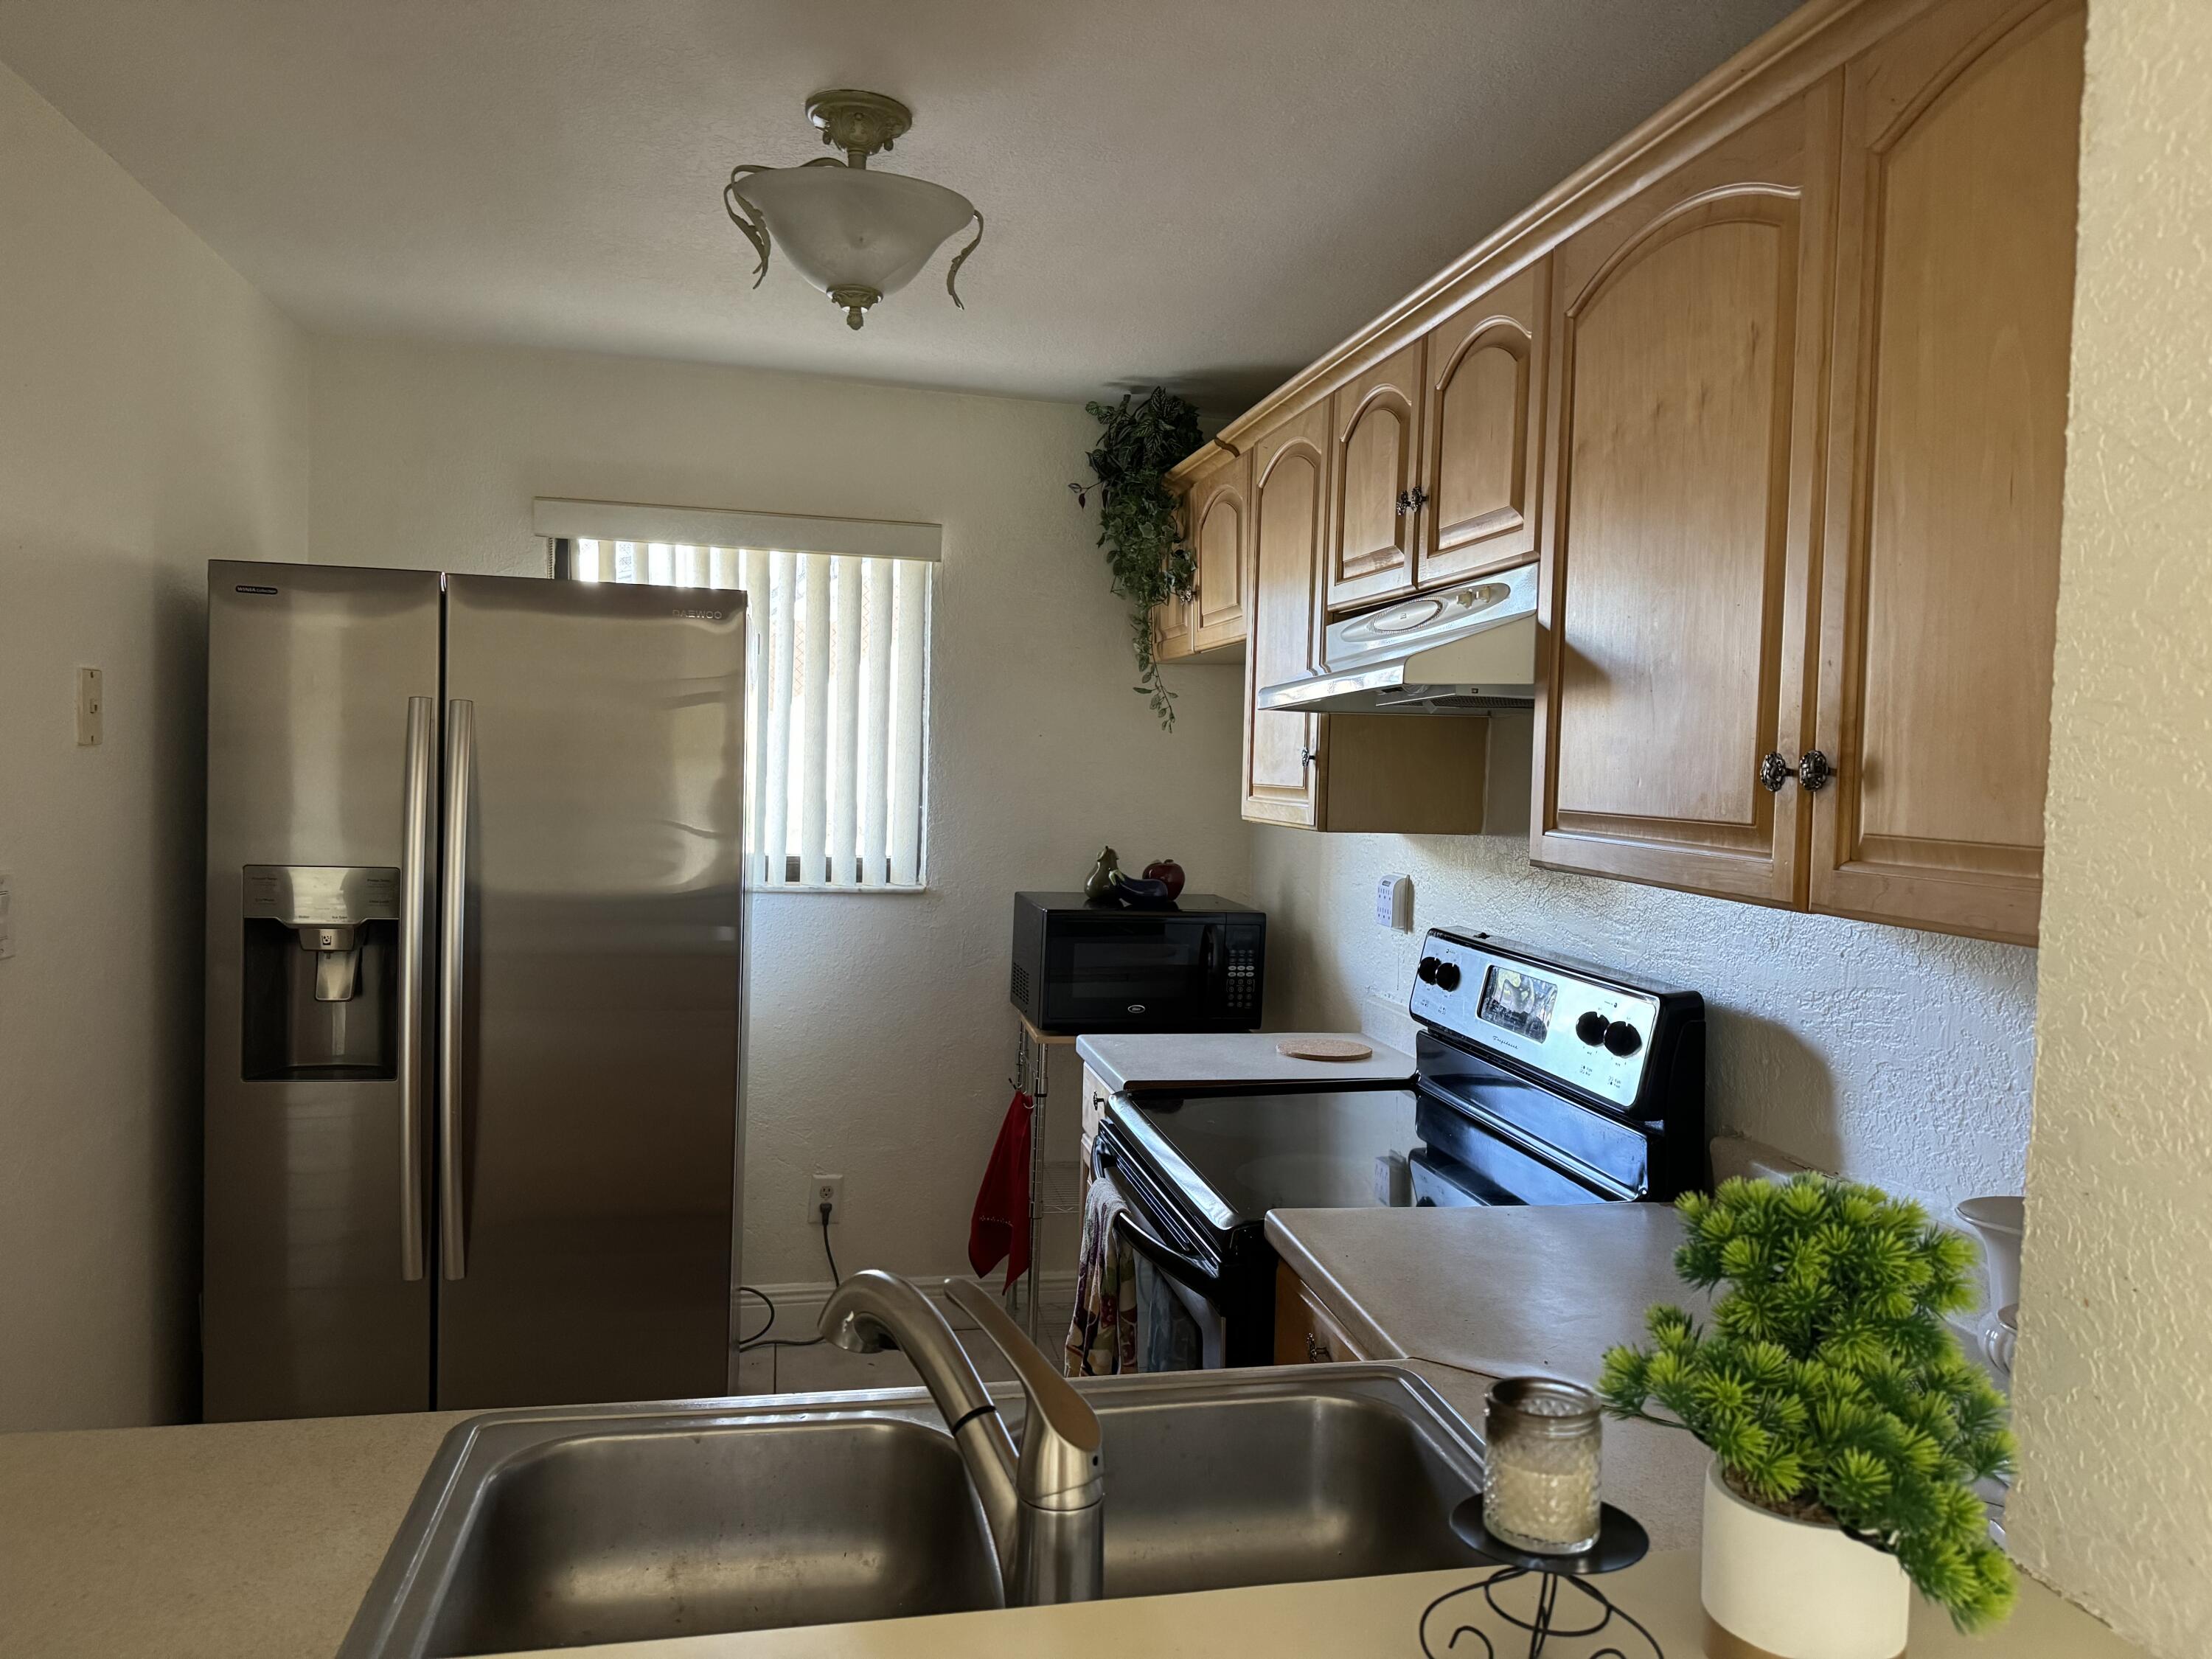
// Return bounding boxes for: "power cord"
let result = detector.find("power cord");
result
[736,1284,776,1346]
[734,1202,843,1355]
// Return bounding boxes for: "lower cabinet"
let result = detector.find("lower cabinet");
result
[1273,1262,1368,1366]
[1077,1065,1112,1215]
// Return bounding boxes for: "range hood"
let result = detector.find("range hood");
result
[1258,563,1537,714]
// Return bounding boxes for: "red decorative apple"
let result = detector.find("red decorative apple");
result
[1142,858,1186,900]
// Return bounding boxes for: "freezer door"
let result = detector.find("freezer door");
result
[438,574,745,1408]
[204,561,442,1420]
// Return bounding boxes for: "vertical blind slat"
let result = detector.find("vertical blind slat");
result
[858,558,894,886]
[888,559,927,886]
[828,557,864,887]
[762,549,798,886]
[797,553,833,885]
[585,538,926,888]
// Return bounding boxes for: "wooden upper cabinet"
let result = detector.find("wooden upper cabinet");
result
[1245,406,1330,827]
[1326,339,1424,611]
[1417,260,1550,586]
[1186,446,1251,652]
[1532,85,1840,905]
[1808,0,2083,946]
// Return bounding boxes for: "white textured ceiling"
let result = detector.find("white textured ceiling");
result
[0,0,1797,410]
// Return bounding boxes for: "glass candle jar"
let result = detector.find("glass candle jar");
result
[1482,1376,1602,1554]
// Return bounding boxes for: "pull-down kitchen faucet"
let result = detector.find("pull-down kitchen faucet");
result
[816,1270,1105,1605]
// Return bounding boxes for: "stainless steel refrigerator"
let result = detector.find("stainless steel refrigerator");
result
[202,561,746,1421]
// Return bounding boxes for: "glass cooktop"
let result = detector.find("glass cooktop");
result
[1110,1088,1419,1232]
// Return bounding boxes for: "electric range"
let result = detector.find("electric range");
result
[1090,928,1705,1367]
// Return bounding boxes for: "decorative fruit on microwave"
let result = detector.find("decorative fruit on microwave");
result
[1141,858,1186,900]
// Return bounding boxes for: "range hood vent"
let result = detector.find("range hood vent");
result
[1258,564,1537,716]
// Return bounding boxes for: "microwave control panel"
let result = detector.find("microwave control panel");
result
[1225,942,1259,1015]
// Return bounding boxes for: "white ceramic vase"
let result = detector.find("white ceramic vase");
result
[1701,1461,1910,1659]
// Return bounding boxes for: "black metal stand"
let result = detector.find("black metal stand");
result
[1417,1499,1663,1659]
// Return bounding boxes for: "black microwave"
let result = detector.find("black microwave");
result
[1009,892,1266,1035]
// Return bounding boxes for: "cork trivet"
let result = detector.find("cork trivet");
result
[1276,1037,1374,1062]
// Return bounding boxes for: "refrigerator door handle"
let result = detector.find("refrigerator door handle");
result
[397,696,436,1281]
[439,698,476,1281]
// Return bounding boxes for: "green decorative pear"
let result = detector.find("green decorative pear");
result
[1599,1175,2017,1632]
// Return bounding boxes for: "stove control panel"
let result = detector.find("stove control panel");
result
[1409,929,1661,1113]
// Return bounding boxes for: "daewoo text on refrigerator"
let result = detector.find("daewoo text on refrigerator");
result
[202,560,746,1420]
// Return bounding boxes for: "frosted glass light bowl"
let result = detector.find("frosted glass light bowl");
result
[739,167,976,301]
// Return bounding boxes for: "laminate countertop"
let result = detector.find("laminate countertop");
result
[0,1384,2140,1659]
[1263,1202,1704,1380]
[1072,1030,1415,1093]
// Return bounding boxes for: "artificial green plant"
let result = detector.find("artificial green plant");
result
[1599,1175,2017,1632]
[1069,387,1204,729]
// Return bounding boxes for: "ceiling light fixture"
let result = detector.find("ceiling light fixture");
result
[723,90,984,332]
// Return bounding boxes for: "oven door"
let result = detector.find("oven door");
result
[1092,1130,1235,1367]
[1041,913,1221,1032]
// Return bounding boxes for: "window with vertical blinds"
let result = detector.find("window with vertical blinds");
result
[569,536,931,891]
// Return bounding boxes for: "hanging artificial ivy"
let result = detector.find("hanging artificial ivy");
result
[1070,387,1204,729]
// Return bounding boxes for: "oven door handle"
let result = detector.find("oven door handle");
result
[1097,1150,1224,1298]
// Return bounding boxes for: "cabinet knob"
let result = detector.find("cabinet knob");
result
[1758,752,1790,793]
[1394,485,1430,517]
[1305,1332,1333,1363]
[1298,747,1316,770]
[1798,750,1834,793]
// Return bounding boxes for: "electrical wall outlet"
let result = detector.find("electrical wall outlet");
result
[810,1173,844,1225]
[1375,873,1413,932]
[76,667,103,747]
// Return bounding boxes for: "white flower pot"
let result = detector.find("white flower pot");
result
[1701,1461,1911,1659]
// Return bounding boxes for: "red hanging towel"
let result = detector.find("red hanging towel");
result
[967,1090,1034,1291]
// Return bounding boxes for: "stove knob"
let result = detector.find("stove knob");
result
[1603,1020,1643,1057]
[1434,961,1462,992]
[1575,1011,1610,1046]
[1417,956,1442,984]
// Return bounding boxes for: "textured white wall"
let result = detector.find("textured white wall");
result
[2006,1,2212,1651]
[305,335,1251,1288]
[1247,716,2039,1217]
[0,63,309,1429]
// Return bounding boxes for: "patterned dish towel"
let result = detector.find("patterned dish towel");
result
[1063,1177,1138,1377]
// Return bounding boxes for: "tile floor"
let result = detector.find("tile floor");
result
[733,1290,1079,1397]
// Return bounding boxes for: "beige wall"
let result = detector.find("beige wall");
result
[1247,716,2039,1220]
[305,334,1251,1290]
[0,63,308,1430]
[2007,0,2212,1651]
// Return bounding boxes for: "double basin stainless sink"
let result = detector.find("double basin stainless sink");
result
[340,1364,1485,1656]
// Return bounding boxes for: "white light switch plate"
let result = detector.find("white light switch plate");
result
[1375,873,1413,932]
[76,667,103,747]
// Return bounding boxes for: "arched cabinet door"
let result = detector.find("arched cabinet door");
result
[1188,448,1250,653]
[1808,0,2083,945]
[1326,339,1423,611]
[1419,259,1549,586]
[1531,84,1840,906]
[1245,406,1331,827]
